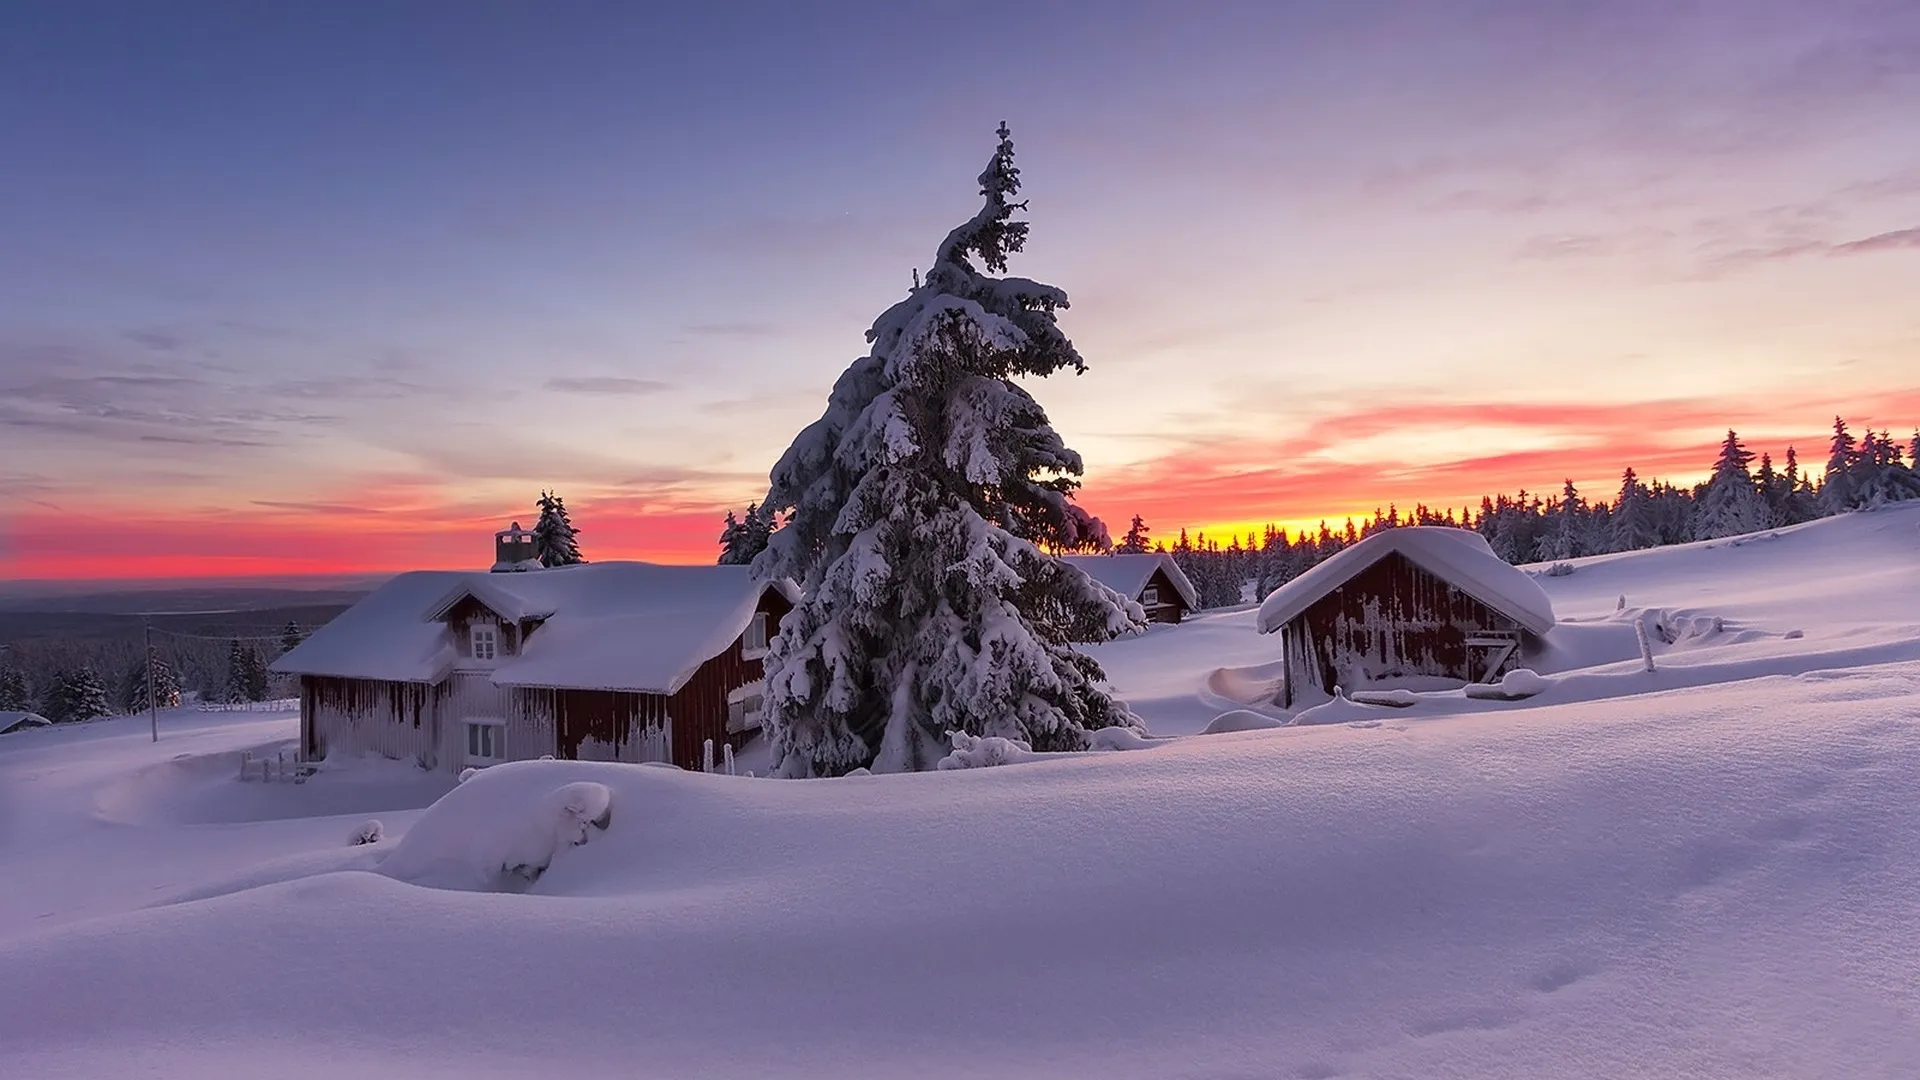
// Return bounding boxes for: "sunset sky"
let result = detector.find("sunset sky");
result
[4,1,1918,581]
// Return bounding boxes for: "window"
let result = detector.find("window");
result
[742,612,770,656]
[1140,585,1161,606]
[466,721,504,763]
[470,624,497,661]
[727,681,765,733]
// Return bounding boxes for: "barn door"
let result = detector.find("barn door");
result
[1465,633,1520,682]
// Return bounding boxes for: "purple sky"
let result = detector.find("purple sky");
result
[3,1,1917,577]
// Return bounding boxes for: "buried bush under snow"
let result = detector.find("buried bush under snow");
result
[379,769,614,892]
[349,819,385,846]
[935,731,1035,770]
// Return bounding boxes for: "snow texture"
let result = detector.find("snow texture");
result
[1256,526,1558,636]
[272,562,799,694]
[1059,552,1199,610]
[1200,708,1285,734]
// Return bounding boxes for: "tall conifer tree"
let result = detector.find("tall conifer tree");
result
[752,124,1142,776]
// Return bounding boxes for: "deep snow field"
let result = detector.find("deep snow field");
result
[3,504,1918,1079]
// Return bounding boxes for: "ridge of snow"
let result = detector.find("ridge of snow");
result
[1256,526,1557,636]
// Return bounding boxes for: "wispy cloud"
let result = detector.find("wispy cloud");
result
[1830,226,1920,256]
[544,376,675,395]
[682,321,780,338]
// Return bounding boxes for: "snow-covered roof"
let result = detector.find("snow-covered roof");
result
[272,563,800,695]
[0,711,50,734]
[1061,553,1199,611]
[1255,527,1557,637]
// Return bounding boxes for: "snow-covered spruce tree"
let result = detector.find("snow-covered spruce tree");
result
[752,123,1144,777]
[122,653,182,713]
[224,639,269,703]
[1609,468,1656,552]
[718,502,776,565]
[1854,429,1920,507]
[532,491,585,567]
[1115,514,1151,554]
[280,619,304,655]
[0,665,31,711]
[46,667,112,723]
[1694,429,1769,540]
[1821,416,1859,514]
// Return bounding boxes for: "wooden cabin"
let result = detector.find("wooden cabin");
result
[271,553,796,774]
[1254,527,1556,709]
[1061,553,1198,627]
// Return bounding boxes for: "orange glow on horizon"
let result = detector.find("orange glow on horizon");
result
[8,398,1915,583]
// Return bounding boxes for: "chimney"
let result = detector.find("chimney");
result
[492,521,540,573]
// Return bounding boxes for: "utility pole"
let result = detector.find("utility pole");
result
[145,618,158,743]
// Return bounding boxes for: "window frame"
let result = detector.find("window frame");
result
[1140,585,1161,606]
[741,611,770,658]
[726,680,766,733]
[465,719,506,764]
[470,623,498,662]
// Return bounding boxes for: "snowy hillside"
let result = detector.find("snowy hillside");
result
[2,505,1918,1078]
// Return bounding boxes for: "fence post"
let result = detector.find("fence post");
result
[702,738,715,774]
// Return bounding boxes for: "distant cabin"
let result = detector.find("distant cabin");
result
[0,711,51,735]
[1254,527,1556,709]
[1061,552,1199,626]
[271,528,796,774]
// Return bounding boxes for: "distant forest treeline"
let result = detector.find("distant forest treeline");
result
[0,608,343,724]
[1126,416,1920,610]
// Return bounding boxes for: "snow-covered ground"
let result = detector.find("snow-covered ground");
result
[3,503,1918,1078]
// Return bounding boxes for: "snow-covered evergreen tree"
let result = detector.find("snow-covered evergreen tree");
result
[121,653,182,713]
[45,667,112,723]
[1115,514,1151,554]
[1821,416,1859,514]
[751,123,1143,777]
[532,491,586,566]
[0,665,31,711]
[224,639,269,703]
[1540,479,1583,561]
[1694,429,1769,539]
[1609,468,1656,552]
[718,502,776,565]
[1854,429,1920,507]
[280,619,304,655]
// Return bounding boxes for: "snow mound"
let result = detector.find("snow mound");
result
[379,767,613,892]
[1202,709,1286,734]
[1289,689,1394,727]
[1465,669,1553,701]
[935,731,1035,769]
[1087,725,1155,750]
[350,820,385,845]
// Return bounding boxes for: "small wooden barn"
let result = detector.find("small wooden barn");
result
[1255,527,1556,708]
[1061,552,1199,626]
[271,558,796,774]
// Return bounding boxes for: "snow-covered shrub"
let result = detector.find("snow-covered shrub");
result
[458,767,478,784]
[1543,562,1577,577]
[380,774,614,892]
[350,819,385,846]
[936,730,1035,770]
[1201,710,1285,735]
[1086,726,1153,750]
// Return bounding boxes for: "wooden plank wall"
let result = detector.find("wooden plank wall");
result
[301,675,440,768]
